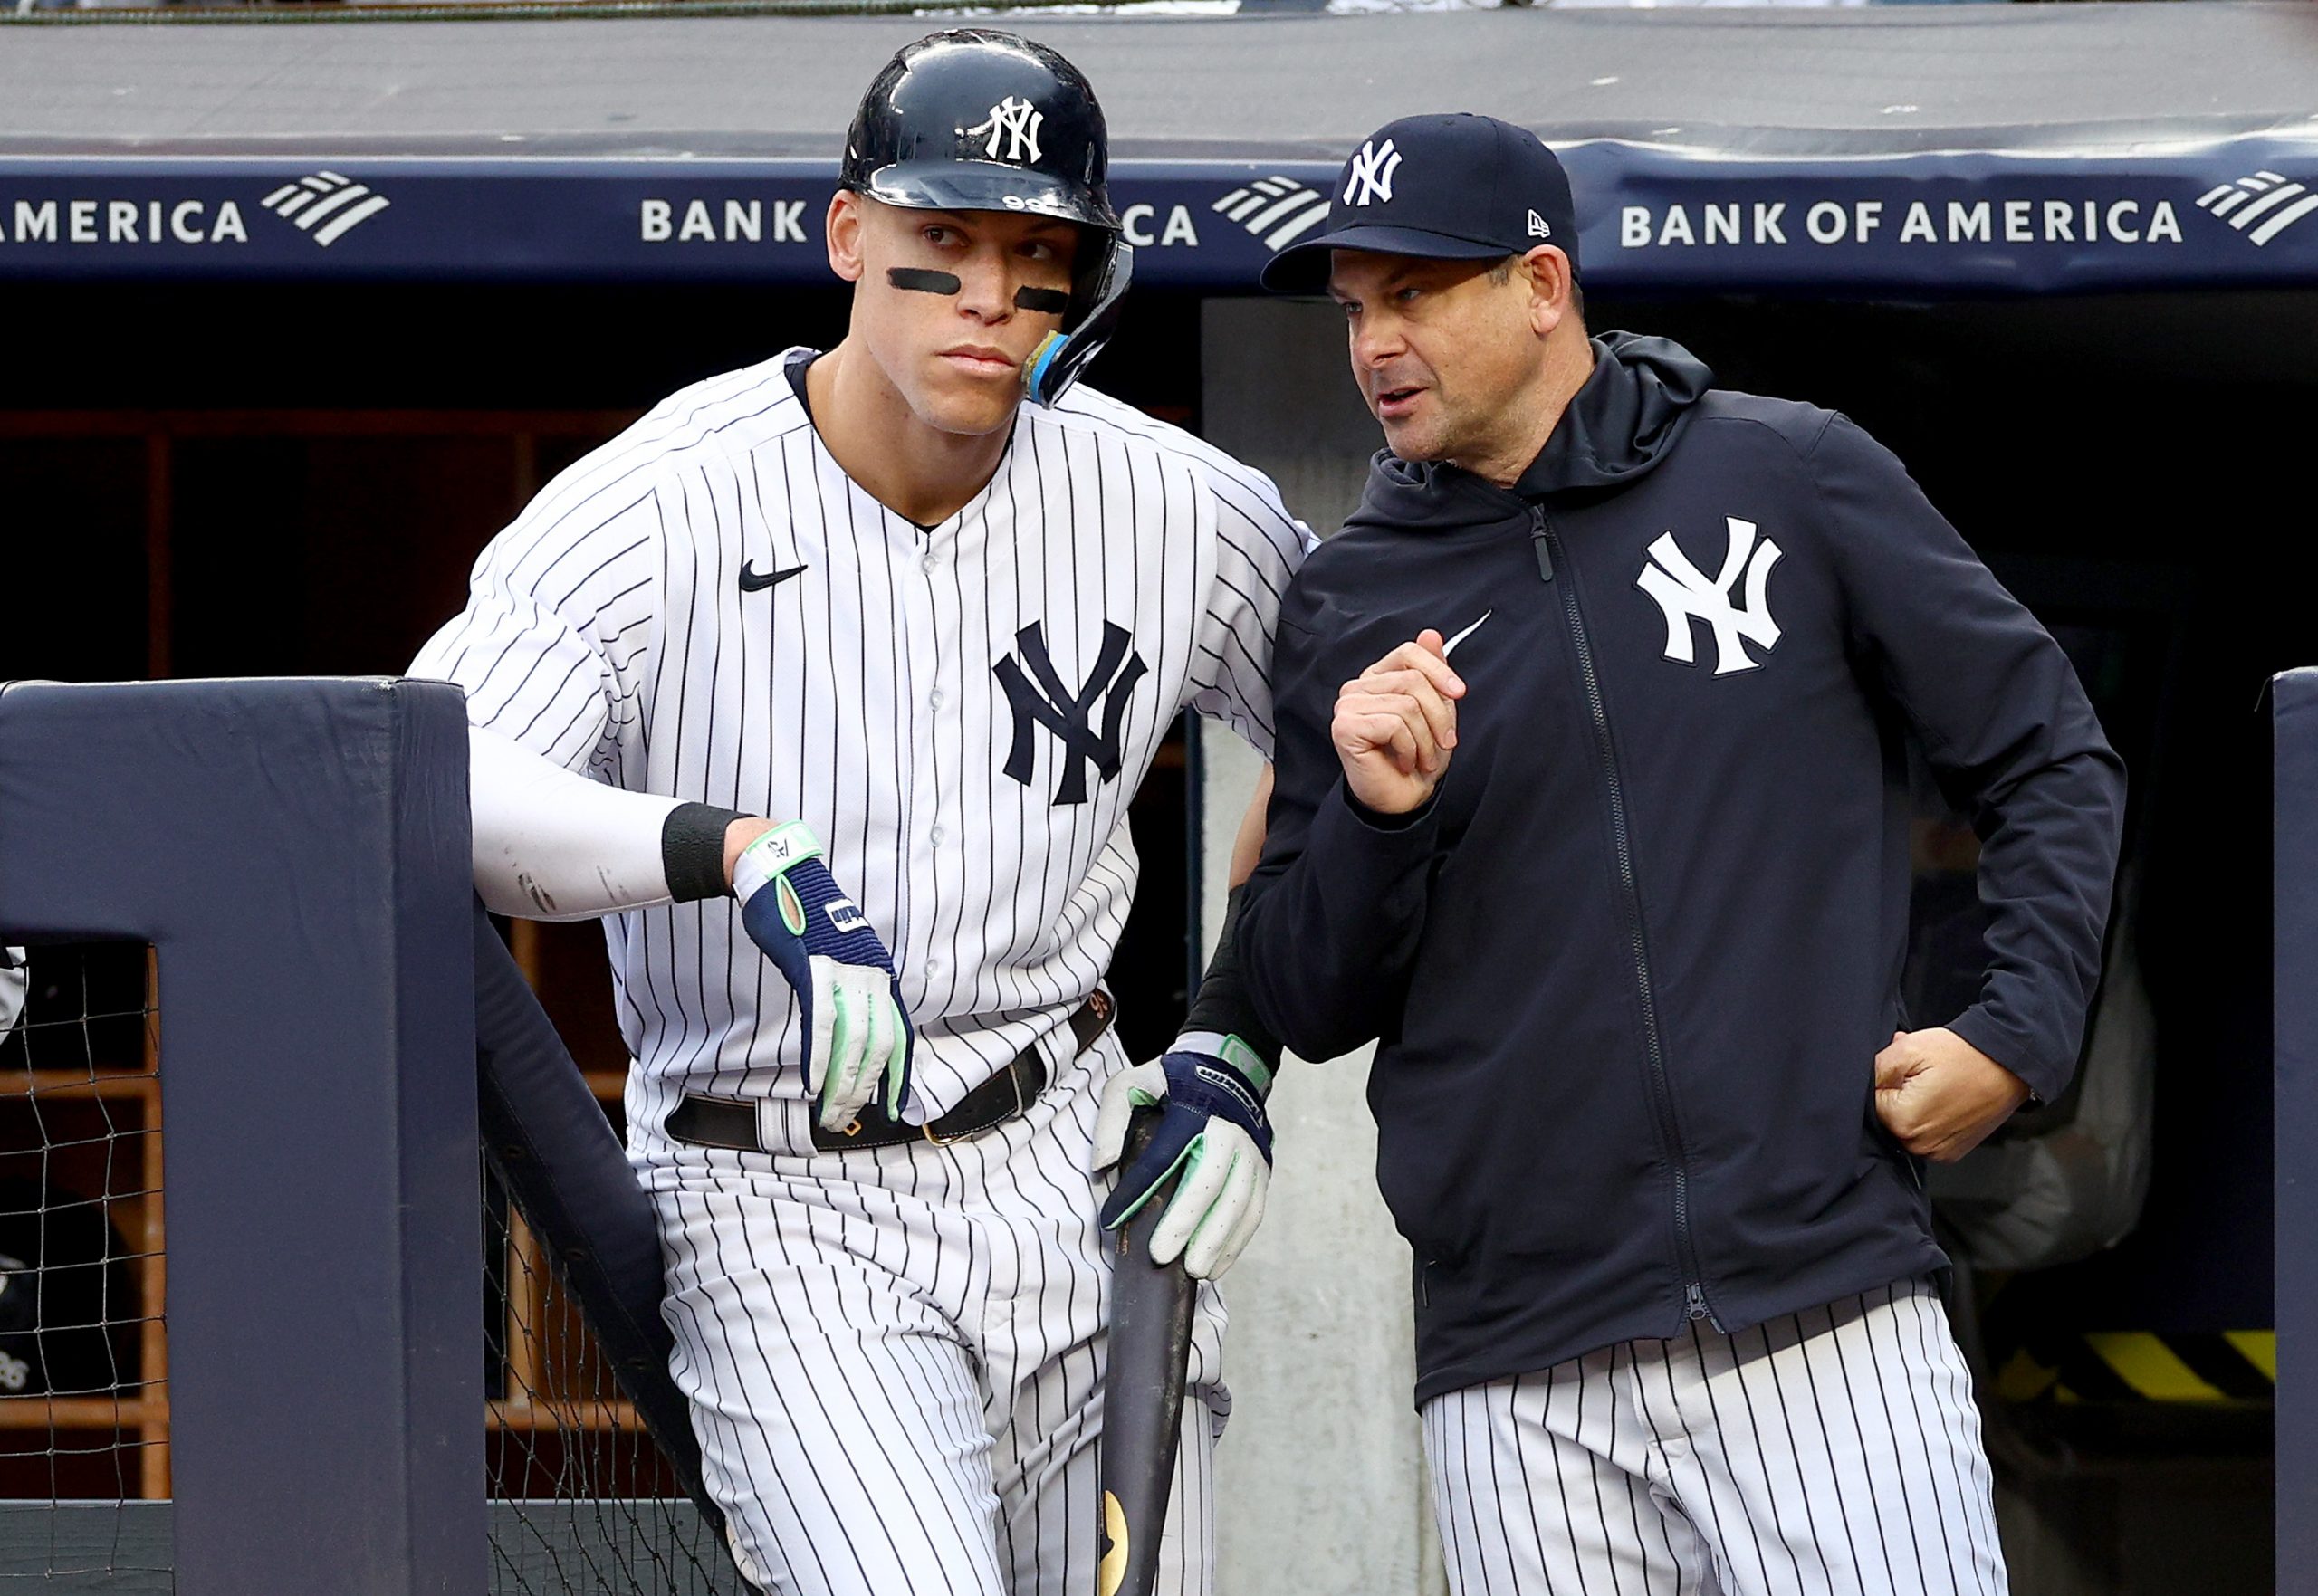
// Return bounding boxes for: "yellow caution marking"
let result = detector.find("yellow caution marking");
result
[1995,1348,2058,1404]
[2225,1330,2276,1382]
[2083,1333,2226,1403]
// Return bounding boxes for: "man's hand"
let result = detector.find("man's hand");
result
[1334,631,1466,816]
[1873,1027,2031,1163]
[1091,1036,1274,1279]
[734,822,914,1132]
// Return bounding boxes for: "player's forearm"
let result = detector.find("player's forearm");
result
[1168,775,1282,1069]
[467,725,748,921]
[1175,885,1281,1071]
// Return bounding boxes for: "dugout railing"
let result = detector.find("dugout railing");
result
[0,677,478,1594]
[0,677,761,1594]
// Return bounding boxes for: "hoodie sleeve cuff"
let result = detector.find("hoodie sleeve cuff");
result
[1313,778,1443,867]
[1343,786,1441,834]
[1948,1005,2065,1106]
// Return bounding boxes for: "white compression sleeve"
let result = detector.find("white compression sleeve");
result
[467,724,681,921]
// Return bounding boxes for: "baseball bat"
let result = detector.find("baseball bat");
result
[1097,1107,1200,1596]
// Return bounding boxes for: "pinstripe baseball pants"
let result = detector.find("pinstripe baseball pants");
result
[1422,1280,2007,1596]
[635,1032,1227,1596]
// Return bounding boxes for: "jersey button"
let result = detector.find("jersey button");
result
[929,827,945,846]
[928,690,944,710]
[921,552,941,574]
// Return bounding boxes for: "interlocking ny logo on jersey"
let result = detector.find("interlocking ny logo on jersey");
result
[1636,518,1785,674]
[965,97,1044,165]
[994,621,1148,807]
[1343,139,1403,207]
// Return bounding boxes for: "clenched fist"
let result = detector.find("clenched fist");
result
[1873,1027,2030,1163]
[1334,630,1467,816]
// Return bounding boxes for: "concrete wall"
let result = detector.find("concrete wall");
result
[1199,298,1446,1596]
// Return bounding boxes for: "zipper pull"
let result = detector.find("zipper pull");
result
[1528,507,1555,582]
[1685,1282,1709,1322]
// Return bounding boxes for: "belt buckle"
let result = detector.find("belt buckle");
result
[921,1055,1032,1147]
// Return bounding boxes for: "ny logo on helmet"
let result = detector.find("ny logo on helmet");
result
[1635,518,1785,675]
[1343,139,1403,207]
[994,621,1147,806]
[965,97,1045,165]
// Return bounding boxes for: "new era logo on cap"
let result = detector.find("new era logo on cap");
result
[1259,112,1580,294]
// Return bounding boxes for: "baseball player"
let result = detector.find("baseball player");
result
[412,32,1308,1596]
[1238,115,2125,1594]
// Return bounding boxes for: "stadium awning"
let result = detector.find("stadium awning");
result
[1,3,2313,294]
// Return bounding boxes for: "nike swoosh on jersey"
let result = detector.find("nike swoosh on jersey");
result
[740,561,809,592]
[1442,610,1492,658]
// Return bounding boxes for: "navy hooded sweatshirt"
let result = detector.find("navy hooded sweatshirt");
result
[1236,332,2125,1404]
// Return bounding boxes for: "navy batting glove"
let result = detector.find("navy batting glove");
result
[1090,1036,1274,1279]
[735,822,914,1132]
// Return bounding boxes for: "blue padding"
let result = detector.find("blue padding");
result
[0,678,482,1596]
[2275,666,2318,1596]
[0,140,2313,294]
[472,902,726,1550]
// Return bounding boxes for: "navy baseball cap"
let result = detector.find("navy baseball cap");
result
[1260,113,1579,294]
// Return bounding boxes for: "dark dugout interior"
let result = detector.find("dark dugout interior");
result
[1,265,2302,1589]
[4,278,2304,1298]
[5,271,2303,1338]
[7,270,2305,1292]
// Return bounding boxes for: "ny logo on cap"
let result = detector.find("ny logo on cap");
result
[1343,139,1403,207]
[965,97,1045,165]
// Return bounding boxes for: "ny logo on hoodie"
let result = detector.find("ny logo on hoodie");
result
[1636,517,1785,674]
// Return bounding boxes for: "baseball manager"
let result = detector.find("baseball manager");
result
[1238,113,2125,1595]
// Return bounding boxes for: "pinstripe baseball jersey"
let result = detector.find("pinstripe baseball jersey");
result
[413,348,1314,1129]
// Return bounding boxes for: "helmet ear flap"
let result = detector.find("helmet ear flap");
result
[1025,236,1134,407]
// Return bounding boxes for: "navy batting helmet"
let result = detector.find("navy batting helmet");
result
[842,31,1133,406]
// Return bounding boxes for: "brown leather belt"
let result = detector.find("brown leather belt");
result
[663,990,1114,1155]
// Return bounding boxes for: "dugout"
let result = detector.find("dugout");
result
[1,5,2313,1591]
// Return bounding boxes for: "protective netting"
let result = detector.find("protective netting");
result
[484,1150,742,1594]
[0,935,740,1593]
[0,941,169,1585]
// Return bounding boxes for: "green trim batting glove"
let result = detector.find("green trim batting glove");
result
[735,822,914,1132]
[1090,1032,1274,1279]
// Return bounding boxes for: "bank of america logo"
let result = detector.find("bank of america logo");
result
[1212,177,1331,252]
[259,172,391,247]
[2193,172,2317,247]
